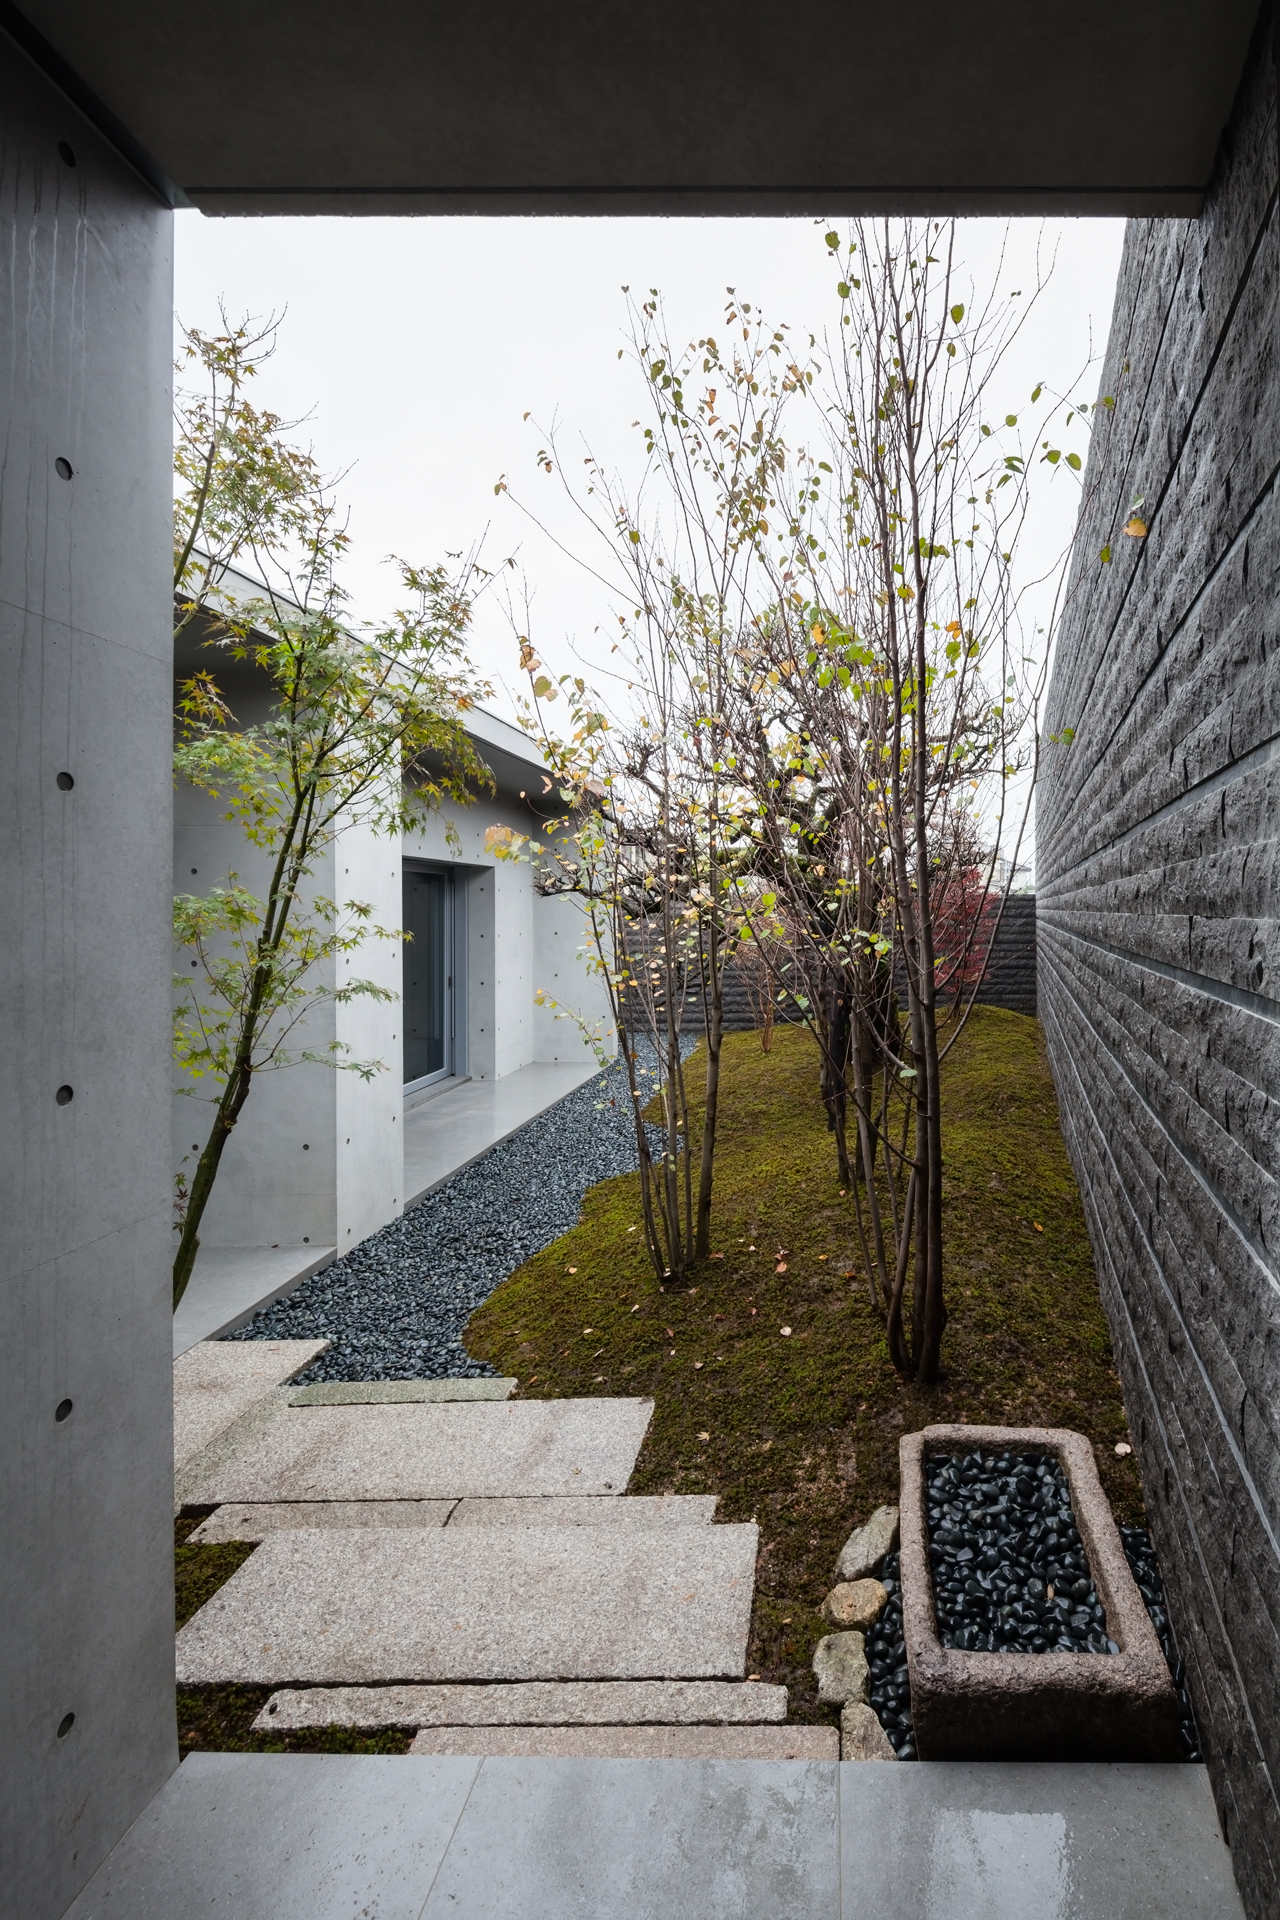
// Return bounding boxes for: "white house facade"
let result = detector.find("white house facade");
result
[172,611,612,1311]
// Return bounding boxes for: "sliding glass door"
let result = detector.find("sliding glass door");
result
[402,865,454,1089]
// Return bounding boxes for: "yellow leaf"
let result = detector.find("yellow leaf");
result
[1123,516,1147,538]
[945,620,962,635]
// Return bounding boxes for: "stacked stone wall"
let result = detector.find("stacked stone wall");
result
[1038,16,1280,1913]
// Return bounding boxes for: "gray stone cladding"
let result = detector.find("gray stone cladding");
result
[1037,13,1280,1913]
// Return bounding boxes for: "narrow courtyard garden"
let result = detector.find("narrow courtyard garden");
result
[176,1007,1160,1755]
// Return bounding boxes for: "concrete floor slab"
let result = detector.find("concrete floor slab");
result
[448,1494,717,1527]
[403,1059,601,1205]
[173,1247,337,1356]
[63,1754,1242,1920]
[422,1755,840,1918]
[187,1501,457,1542]
[174,1523,758,1685]
[174,1341,328,1472]
[839,1762,1244,1918]
[409,1724,838,1758]
[63,1752,480,1919]
[187,1397,654,1503]
[253,1679,789,1729]
[288,1377,517,1405]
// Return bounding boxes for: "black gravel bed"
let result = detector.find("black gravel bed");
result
[865,1552,914,1758]
[223,1052,672,1382]
[1120,1525,1201,1760]
[863,1449,1202,1760]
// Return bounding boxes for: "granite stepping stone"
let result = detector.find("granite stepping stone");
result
[187,1501,458,1542]
[174,1339,328,1473]
[288,1378,517,1405]
[406,1725,838,1758]
[253,1679,788,1730]
[187,1397,654,1504]
[175,1522,757,1686]
[448,1495,716,1528]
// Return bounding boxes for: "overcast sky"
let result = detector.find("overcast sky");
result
[174,214,1126,734]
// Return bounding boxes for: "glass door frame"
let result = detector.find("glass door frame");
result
[402,859,457,1095]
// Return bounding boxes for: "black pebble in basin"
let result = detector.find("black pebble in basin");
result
[926,1448,1115,1656]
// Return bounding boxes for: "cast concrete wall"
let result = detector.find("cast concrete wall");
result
[0,38,177,1918]
[1039,17,1280,1914]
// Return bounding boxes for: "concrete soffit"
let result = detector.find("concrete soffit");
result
[5,0,1263,220]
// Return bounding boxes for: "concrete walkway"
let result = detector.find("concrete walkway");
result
[173,1246,337,1356]
[403,1058,599,1204]
[67,1751,1244,1918]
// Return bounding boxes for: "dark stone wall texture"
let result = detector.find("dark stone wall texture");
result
[1039,18,1280,1915]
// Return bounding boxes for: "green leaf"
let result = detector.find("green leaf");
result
[825,231,840,250]
[836,281,851,298]
[531,675,553,698]
[1099,545,1112,563]
[1005,414,1018,427]
[1066,451,1082,471]
[1031,383,1043,402]
[950,303,965,323]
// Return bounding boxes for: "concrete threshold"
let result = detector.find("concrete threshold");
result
[173,1245,337,1357]
[402,1058,602,1206]
[65,1755,1244,1918]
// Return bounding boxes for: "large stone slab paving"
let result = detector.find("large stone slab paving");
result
[188,1501,457,1542]
[188,1398,653,1503]
[175,1523,758,1685]
[64,1752,482,1920]
[64,1751,842,1920]
[839,1761,1244,1919]
[63,1751,1244,1920]
[448,1494,716,1528]
[408,1725,837,1758]
[253,1679,788,1730]
[174,1340,328,1472]
[288,1378,516,1405]
[420,1755,840,1919]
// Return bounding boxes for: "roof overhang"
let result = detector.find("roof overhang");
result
[5,1,1262,218]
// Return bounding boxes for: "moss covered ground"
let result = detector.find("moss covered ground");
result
[466,1009,1140,1728]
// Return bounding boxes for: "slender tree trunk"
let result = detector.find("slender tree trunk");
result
[694,927,723,1261]
[172,1056,255,1308]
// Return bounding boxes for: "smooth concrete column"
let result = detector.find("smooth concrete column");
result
[0,35,175,1919]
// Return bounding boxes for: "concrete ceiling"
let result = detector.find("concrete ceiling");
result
[7,1,1263,216]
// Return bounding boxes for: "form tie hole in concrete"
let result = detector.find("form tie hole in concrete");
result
[303,1143,310,1150]
[57,140,75,166]
[56,1713,75,1738]
[56,771,74,790]
[55,1085,73,1106]
[54,456,73,480]
[55,1400,72,1423]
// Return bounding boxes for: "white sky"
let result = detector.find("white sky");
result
[174,215,1126,735]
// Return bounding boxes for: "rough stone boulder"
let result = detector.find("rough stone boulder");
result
[812,1631,868,1704]
[836,1504,899,1582]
